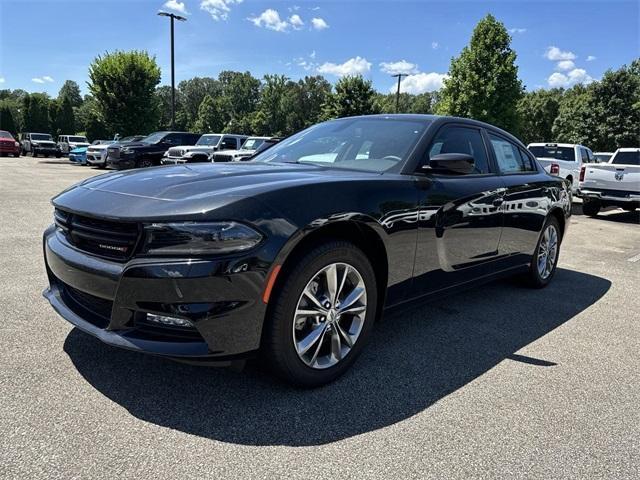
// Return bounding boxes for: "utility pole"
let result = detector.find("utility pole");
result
[158,11,187,130]
[392,73,408,113]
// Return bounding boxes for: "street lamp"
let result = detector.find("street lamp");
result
[158,11,187,130]
[391,73,408,113]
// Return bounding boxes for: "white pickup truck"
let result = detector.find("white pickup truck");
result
[579,148,640,216]
[527,143,597,193]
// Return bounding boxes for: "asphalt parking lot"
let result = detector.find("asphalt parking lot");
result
[1,156,639,479]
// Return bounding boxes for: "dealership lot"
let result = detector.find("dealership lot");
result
[1,157,639,479]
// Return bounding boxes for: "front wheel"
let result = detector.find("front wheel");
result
[264,241,378,387]
[525,217,561,288]
[137,158,153,168]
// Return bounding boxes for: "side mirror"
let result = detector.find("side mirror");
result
[425,153,475,174]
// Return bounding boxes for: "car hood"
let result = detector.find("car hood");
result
[52,162,378,220]
[32,140,56,145]
[0,138,16,143]
[110,141,149,149]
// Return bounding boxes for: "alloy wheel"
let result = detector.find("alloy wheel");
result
[537,225,558,279]
[292,262,367,369]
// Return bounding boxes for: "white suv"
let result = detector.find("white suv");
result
[161,134,248,165]
[58,135,90,155]
[527,142,597,193]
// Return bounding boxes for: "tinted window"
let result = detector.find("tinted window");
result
[163,134,182,145]
[196,135,221,146]
[490,134,534,173]
[528,145,576,162]
[518,147,537,171]
[254,117,430,173]
[594,153,612,163]
[31,133,53,141]
[427,126,489,174]
[580,148,590,163]
[611,151,640,166]
[0,131,13,139]
[220,137,238,149]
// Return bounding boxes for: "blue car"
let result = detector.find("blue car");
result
[69,146,88,165]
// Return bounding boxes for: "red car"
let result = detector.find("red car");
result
[0,131,21,157]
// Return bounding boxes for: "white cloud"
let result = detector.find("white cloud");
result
[544,46,576,61]
[317,56,371,76]
[379,60,419,75]
[32,76,53,84]
[431,41,439,49]
[556,60,575,71]
[288,5,300,12]
[249,8,288,32]
[32,78,45,84]
[163,0,188,15]
[586,55,596,61]
[391,72,448,94]
[200,0,242,21]
[289,14,304,30]
[547,68,593,88]
[0,77,5,84]
[309,50,316,59]
[42,76,54,82]
[311,17,329,30]
[508,28,527,34]
[311,6,320,11]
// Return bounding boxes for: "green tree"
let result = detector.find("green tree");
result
[176,77,220,130]
[48,100,61,136]
[516,88,563,144]
[75,96,110,140]
[322,75,379,119]
[588,60,640,150]
[58,80,83,108]
[282,75,331,134]
[552,84,594,145]
[252,74,289,136]
[437,14,523,131]
[155,85,187,130]
[217,71,261,129]
[57,96,76,134]
[193,94,224,133]
[0,102,19,134]
[88,50,161,135]
[22,93,51,132]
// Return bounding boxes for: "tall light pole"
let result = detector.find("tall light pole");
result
[391,73,408,113]
[158,11,186,130]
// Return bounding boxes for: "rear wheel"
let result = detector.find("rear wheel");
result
[525,216,561,288]
[137,158,153,168]
[582,200,601,217]
[264,241,378,387]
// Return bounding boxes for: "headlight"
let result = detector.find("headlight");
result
[142,222,263,255]
[121,147,133,154]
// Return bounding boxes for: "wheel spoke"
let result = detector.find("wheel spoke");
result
[330,328,342,361]
[297,323,326,356]
[309,328,328,366]
[335,321,354,348]
[295,307,326,318]
[325,263,339,305]
[338,286,365,313]
[338,304,366,316]
[303,287,325,311]
[336,265,350,304]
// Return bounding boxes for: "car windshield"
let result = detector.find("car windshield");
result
[611,151,640,166]
[32,134,53,141]
[141,132,168,144]
[253,117,430,173]
[69,136,87,142]
[241,138,265,151]
[528,145,576,161]
[196,135,221,146]
[0,131,13,139]
[594,153,612,163]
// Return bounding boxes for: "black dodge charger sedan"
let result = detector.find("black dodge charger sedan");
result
[43,115,571,386]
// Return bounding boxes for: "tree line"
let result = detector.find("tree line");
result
[1,15,638,152]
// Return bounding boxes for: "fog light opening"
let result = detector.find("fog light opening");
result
[146,313,194,328]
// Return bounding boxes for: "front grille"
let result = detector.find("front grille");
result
[167,147,184,157]
[211,153,233,162]
[55,209,140,261]
[61,282,113,328]
[107,147,120,159]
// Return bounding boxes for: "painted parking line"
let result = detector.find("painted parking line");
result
[628,253,640,263]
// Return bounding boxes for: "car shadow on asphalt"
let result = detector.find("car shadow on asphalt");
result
[63,268,610,446]
[573,204,639,224]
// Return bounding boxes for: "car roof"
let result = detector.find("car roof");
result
[528,142,582,148]
[615,147,640,152]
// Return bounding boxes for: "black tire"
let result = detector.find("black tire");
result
[582,200,601,217]
[525,216,561,289]
[98,164,106,169]
[623,206,637,212]
[137,158,153,168]
[263,241,378,387]
[31,149,37,157]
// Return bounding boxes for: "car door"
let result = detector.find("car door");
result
[411,123,506,296]
[487,132,552,263]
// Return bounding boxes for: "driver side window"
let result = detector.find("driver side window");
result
[427,126,489,174]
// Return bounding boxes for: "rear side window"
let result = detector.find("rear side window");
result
[427,126,489,174]
[490,134,535,173]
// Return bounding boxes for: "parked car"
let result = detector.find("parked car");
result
[57,135,90,155]
[106,131,201,169]
[527,142,597,193]
[68,147,88,164]
[87,136,144,168]
[0,130,21,157]
[161,133,247,165]
[579,147,640,216]
[19,132,61,157]
[593,152,614,163]
[43,114,571,387]
[209,136,280,162]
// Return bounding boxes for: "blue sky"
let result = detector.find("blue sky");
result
[0,0,637,97]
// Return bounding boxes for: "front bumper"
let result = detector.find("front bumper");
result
[43,225,268,361]
[106,156,135,170]
[161,157,187,165]
[0,144,20,154]
[86,153,106,165]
